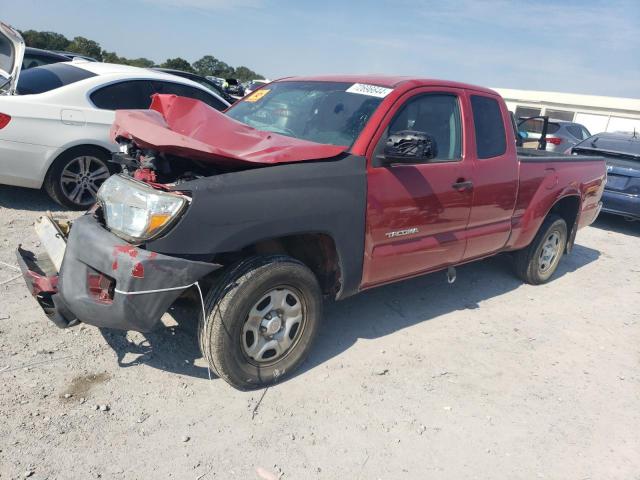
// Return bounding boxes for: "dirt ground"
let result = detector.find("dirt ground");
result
[0,184,638,480]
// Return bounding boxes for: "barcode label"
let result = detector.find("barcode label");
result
[346,83,393,98]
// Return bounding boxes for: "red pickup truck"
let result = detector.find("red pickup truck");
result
[18,76,606,389]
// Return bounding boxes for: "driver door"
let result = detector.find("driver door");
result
[361,88,473,287]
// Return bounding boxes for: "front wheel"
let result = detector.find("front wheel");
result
[199,255,322,390]
[514,214,568,284]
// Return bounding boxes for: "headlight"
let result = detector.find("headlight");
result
[96,175,188,243]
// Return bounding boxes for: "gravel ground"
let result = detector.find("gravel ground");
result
[1,184,639,480]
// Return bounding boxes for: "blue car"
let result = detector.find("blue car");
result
[572,132,640,221]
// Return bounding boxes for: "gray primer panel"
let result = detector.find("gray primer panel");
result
[147,155,368,299]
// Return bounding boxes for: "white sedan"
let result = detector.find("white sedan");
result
[0,24,229,209]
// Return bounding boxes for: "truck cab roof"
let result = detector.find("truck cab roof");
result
[281,75,499,96]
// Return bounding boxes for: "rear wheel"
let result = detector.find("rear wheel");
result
[199,255,322,390]
[514,214,568,284]
[44,147,113,210]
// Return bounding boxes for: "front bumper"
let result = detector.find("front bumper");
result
[18,214,220,332]
[601,189,640,220]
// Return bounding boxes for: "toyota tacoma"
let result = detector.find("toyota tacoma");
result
[17,75,606,389]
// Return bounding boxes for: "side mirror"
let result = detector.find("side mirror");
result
[382,130,438,165]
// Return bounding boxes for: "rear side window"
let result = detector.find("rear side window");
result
[91,81,154,110]
[151,81,227,111]
[566,125,583,139]
[580,126,591,139]
[471,95,507,159]
[16,63,96,95]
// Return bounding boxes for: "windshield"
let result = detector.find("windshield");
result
[226,81,387,147]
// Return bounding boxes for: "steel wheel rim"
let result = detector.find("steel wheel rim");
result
[60,156,110,206]
[539,231,561,272]
[241,286,306,366]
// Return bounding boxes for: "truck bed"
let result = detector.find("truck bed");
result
[517,148,605,163]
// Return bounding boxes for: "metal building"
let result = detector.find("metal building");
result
[494,88,640,135]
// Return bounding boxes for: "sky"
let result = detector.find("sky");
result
[2,0,639,97]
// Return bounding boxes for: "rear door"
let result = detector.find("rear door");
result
[0,22,25,95]
[462,93,518,260]
[362,87,473,287]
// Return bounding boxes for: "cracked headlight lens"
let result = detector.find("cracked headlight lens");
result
[97,174,187,243]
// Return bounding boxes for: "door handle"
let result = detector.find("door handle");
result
[452,179,473,191]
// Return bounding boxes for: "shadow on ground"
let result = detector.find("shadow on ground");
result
[0,185,66,212]
[99,299,212,380]
[590,212,639,237]
[98,244,600,383]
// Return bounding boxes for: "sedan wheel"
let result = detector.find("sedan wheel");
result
[60,156,110,207]
[44,147,114,210]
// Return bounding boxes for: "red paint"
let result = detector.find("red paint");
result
[113,245,138,258]
[110,76,605,291]
[355,80,605,289]
[111,260,118,271]
[87,272,114,304]
[131,262,144,278]
[110,94,346,167]
[23,269,58,296]
[133,167,157,183]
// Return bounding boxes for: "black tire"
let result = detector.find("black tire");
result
[44,146,114,210]
[199,255,322,390]
[514,214,568,285]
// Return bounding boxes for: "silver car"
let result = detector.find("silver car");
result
[519,118,591,152]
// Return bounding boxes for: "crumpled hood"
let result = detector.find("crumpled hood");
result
[110,94,347,167]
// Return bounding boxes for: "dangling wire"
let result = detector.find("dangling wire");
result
[115,282,212,381]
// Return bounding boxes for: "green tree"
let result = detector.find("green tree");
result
[103,51,155,68]
[18,29,264,81]
[192,55,221,77]
[160,57,195,73]
[20,30,70,51]
[127,57,155,68]
[193,55,239,78]
[234,66,262,82]
[101,51,123,64]
[67,36,103,61]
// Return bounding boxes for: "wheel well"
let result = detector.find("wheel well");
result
[45,144,113,179]
[231,234,342,297]
[549,195,580,251]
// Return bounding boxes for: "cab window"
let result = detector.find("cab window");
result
[470,95,507,159]
[385,93,462,162]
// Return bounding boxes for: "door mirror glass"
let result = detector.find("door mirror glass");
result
[383,130,438,164]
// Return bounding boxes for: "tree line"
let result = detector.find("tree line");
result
[19,30,264,82]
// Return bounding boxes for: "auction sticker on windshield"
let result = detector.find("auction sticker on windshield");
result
[346,83,393,98]
[245,89,270,102]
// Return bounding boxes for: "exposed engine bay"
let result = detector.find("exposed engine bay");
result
[110,140,233,185]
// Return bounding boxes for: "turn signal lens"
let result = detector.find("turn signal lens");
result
[146,213,172,236]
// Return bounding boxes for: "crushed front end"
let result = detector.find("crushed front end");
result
[17,175,220,332]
